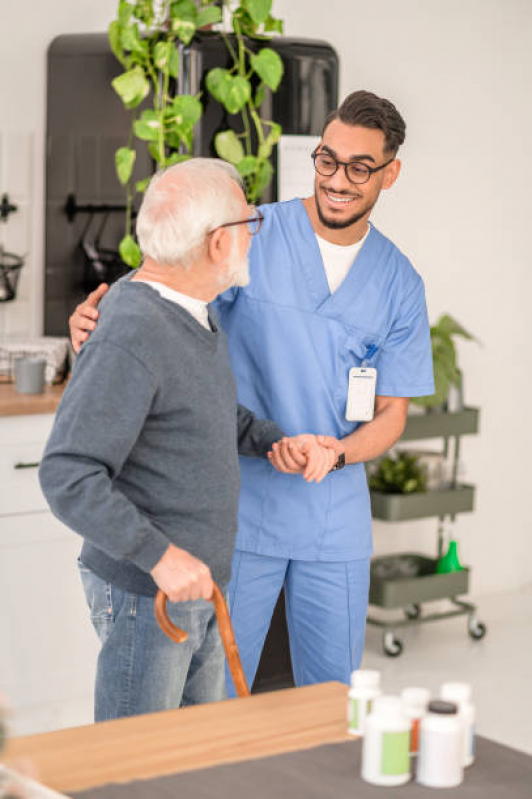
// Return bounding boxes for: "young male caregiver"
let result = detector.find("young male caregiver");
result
[69,90,434,695]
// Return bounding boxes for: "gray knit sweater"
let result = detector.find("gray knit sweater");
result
[39,277,284,594]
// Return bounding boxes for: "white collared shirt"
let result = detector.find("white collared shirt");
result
[134,279,210,330]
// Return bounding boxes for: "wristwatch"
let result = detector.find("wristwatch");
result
[330,452,346,472]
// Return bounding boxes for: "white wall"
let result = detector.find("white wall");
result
[275,0,532,595]
[1,0,531,595]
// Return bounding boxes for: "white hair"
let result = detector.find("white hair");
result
[136,158,244,268]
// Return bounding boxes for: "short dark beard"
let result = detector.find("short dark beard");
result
[316,194,375,230]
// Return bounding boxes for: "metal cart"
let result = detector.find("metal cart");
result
[367,407,487,657]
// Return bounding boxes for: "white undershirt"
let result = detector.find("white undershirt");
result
[316,225,370,294]
[134,279,210,330]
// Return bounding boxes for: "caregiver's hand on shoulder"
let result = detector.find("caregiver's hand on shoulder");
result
[69,283,109,353]
[268,434,337,484]
[151,544,213,603]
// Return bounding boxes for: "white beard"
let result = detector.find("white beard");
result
[225,238,250,288]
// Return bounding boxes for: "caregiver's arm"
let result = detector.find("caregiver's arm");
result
[318,395,410,464]
[272,395,409,471]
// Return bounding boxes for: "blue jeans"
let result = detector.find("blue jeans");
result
[226,550,370,697]
[78,560,226,721]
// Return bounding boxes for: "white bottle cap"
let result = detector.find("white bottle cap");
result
[350,669,381,689]
[372,695,407,718]
[440,682,472,703]
[401,687,431,711]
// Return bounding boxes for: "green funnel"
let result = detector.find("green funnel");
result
[436,539,463,574]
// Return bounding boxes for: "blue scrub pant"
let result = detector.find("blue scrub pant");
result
[226,549,370,697]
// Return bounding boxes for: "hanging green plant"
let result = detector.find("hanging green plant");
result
[411,314,478,409]
[108,0,285,267]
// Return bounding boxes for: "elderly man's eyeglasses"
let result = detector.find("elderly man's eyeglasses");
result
[312,149,395,185]
[210,209,264,237]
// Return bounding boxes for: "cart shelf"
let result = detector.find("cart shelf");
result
[369,554,470,607]
[401,406,479,441]
[368,407,486,656]
[370,483,475,521]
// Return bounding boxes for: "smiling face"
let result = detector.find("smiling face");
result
[313,119,400,233]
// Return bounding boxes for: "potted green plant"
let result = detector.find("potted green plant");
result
[108,0,285,267]
[411,314,478,411]
[368,451,428,495]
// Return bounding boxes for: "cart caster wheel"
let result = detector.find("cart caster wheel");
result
[468,618,487,640]
[383,632,403,657]
[404,603,421,620]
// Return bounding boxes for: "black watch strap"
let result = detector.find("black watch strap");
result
[330,452,346,472]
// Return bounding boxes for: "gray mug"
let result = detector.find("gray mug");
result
[13,357,46,394]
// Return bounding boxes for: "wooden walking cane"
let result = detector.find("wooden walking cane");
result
[154,583,251,698]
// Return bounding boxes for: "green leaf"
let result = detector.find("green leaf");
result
[118,0,133,27]
[170,0,197,19]
[433,314,475,342]
[237,156,259,177]
[120,24,148,59]
[112,67,150,109]
[172,18,197,44]
[232,7,257,37]
[250,48,284,91]
[153,41,169,70]
[263,13,283,33]
[254,82,266,108]
[170,0,198,44]
[133,0,154,26]
[259,121,282,158]
[166,153,192,167]
[267,121,282,145]
[215,130,245,164]
[148,142,163,162]
[253,158,273,198]
[168,45,180,78]
[135,177,151,194]
[115,146,136,185]
[206,67,232,104]
[108,21,127,67]
[244,0,272,25]
[225,76,252,114]
[207,71,251,114]
[133,110,162,141]
[197,5,223,28]
[152,41,180,78]
[119,235,142,268]
[170,95,203,127]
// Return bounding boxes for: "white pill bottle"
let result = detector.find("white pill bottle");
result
[440,681,475,767]
[347,670,381,736]
[417,700,464,788]
[401,687,430,757]
[361,695,411,786]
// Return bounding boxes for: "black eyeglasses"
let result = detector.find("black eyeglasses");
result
[209,209,264,237]
[312,149,395,185]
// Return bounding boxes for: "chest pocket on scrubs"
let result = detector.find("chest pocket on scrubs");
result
[335,329,382,415]
[342,329,382,373]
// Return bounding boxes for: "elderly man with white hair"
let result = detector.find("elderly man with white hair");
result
[39,159,336,722]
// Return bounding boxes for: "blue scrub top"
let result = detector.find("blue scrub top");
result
[213,199,434,562]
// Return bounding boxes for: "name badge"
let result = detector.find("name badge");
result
[345,367,377,422]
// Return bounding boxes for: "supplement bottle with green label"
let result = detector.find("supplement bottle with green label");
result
[361,695,411,786]
[347,670,381,736]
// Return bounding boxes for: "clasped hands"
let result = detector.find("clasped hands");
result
[267,433,343,484]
